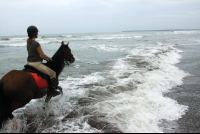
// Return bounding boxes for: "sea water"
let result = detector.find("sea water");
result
[0,30,200,133]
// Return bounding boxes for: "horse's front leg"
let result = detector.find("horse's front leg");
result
[43,88,52,111]
[43,86,63,111]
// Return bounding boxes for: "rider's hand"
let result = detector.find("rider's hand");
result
[47,57,52,61]
[45,56,52,61]
[49,57,52,61]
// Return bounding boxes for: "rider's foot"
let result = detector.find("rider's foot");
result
[50,78,61,97]
[45,89,61,104]
[51,89,61,97]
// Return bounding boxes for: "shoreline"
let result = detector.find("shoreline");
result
[161,44,200,133]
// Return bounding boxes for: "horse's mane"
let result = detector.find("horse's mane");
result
[46,45,65,77]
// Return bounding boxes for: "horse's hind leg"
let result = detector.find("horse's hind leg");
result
[10,101,30,113]
[43,86,63,111]
[9,101,30,130]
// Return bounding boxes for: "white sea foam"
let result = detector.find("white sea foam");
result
[36,44,188,133]
[60,34,146,41]
[163,30,200,35]
[60,35,73,38]
[38,73,105,133]
[0,43,26,47]
[74,64,81,68]
[85,62,99,65]
[92,45,188,133]
[10,37,27,41]
[89,44,126,52]
[173,30,200,35]
[133,35,143,38]
[0,37,62,47]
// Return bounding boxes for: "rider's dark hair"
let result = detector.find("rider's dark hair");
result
[27,26,38,46]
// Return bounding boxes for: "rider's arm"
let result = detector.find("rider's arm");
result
[37,46,52,61]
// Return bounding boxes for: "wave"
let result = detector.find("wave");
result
[40,34,74,39]
[133,36,143,38]
[44,45,188,133]
[0,34,147,45]
[0,38,10,41]
[173,30,200,35]
[60,35,73,38]
[0,40,62,47]
[164,30,200,35]
[0,43,26,47]
[80,44,127,52]
[41,36,49,38]
[42,34,147,41]
[92,45,189,133]
[10,37,27,41]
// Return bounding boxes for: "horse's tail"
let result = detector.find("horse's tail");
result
[0,82,11,129]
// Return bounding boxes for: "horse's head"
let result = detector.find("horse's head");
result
[47,41,75,75]
[61,41,75,65]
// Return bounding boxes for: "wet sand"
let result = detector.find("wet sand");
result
[162,45,200,133]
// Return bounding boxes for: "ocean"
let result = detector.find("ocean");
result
[0,30,200,133]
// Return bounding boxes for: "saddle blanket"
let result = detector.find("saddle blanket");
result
[29,72,49,88]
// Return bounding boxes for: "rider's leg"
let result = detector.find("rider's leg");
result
[27,62,61,97]
[49,77,61,97]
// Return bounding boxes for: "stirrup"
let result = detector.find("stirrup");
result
[45,86,63,103]
[51,90,61,97]
[50,86,63,97]
[44,90,60,103]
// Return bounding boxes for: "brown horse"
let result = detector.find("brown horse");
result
[0,41,75,129]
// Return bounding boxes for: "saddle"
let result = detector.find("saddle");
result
[23,65,51,88]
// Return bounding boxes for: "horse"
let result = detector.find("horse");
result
[0,41,75,129]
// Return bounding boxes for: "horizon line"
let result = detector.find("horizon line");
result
[122,28,200,32]
[1,29,200,37]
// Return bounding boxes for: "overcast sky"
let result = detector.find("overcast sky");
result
[0,0,200,36]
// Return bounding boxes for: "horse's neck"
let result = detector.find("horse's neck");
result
[46,45,66,77]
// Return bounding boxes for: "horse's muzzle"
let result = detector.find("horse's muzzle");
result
[70,57,75,63]
[65,57,75,65]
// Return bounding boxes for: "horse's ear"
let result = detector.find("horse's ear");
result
[61,41,64,45]
[66,42,69,46]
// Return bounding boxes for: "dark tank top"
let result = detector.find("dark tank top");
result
[27,40,43,62]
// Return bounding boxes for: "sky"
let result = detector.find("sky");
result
[0,0,200,36]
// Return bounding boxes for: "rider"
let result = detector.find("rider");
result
[26,25,61,97]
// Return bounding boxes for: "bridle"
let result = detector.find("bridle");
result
[64,59,70,66]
